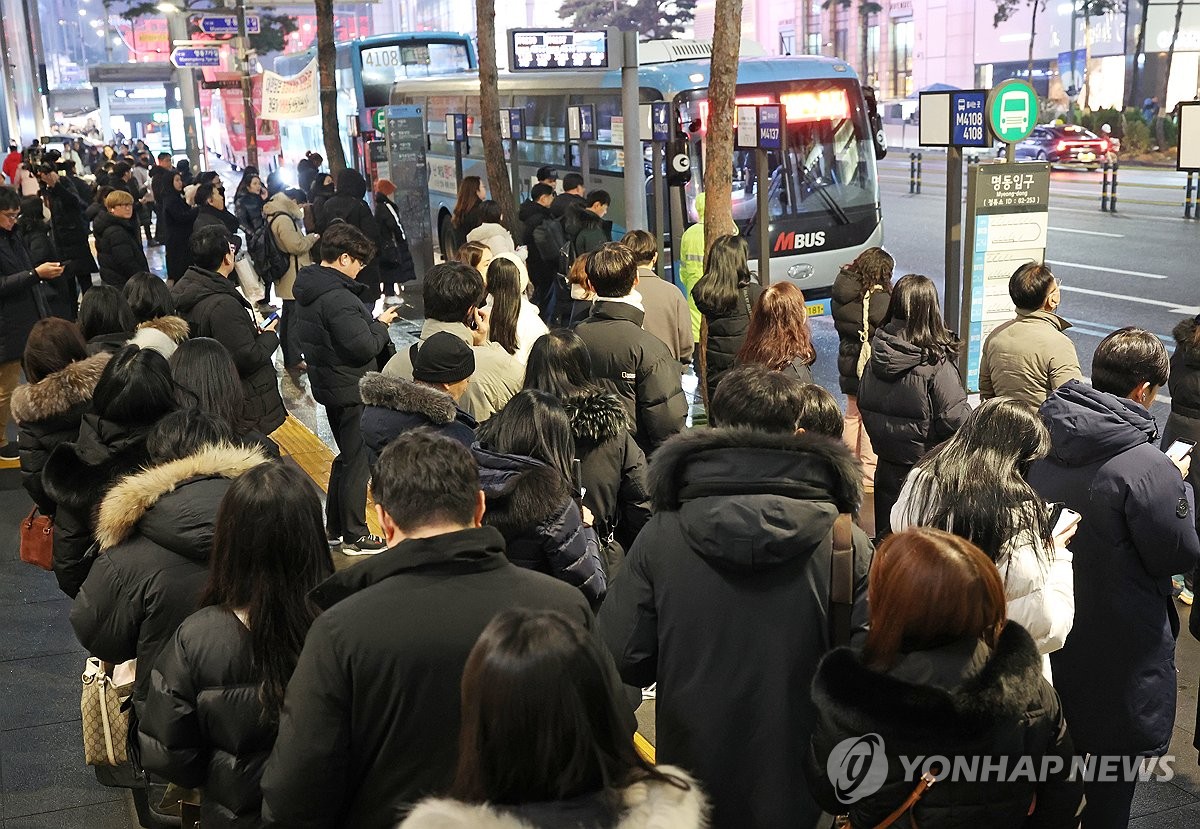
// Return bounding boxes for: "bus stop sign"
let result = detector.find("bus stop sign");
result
[987,79,1037,145]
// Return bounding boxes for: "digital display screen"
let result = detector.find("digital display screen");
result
[509,29,609,71]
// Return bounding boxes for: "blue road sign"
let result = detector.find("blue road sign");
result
[508,109,525,141]
[651,101,670,142]
[950,91,988,147]
[758,104,782,150]
[170,47,221,69]
[199,15,260,35]
[579,105,594,141]
[447,113,467,142]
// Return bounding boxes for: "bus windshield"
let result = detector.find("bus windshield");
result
[678,78,878,236]
[360,41,473,107]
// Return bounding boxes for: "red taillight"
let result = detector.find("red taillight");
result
[1056,141,1067,151]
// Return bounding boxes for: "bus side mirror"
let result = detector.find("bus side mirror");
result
[863,86,888,160]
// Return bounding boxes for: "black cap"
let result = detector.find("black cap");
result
[412,332,475,384]
[536,165,557,182]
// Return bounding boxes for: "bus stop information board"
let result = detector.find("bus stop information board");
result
[509,29,610,70]
[384,105,433,282]
[961,161,1050,391]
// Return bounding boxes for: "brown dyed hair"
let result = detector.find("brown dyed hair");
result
[457,241,490,271]
[452,175,483,228]
[737,282,815,370]
[620,229,656,266]
[23,317,87,383]
[862,528,1007,670]
[845,246,894,298]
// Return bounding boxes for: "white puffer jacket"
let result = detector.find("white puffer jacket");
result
[891,468,1075,681]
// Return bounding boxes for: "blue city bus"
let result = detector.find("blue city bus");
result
[388,40,885,295]
[273,32,476,176]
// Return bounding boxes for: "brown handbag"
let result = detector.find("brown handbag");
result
[19,507,53,571]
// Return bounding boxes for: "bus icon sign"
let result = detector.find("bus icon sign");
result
[986,79,1037,145]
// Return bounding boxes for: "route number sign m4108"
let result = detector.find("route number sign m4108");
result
[987,79,1038,145]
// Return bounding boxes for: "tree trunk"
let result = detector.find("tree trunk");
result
[475,0,517,231]
[314,0,346,174]
[1164,0,1185,115]
[859,5,869,83]
[1083,9,1093,110]
[1129,0,1148,108]
[704,0,743,252]
[1027,1,1038,79]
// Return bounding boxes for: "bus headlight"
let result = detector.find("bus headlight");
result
[788,263,815,281]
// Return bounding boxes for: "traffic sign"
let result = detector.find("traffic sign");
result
[446,113,467,143]
[757,104,782,150]
[371,107,386,133]
[736,106,758,149]
[507,109,525,141]
[170,47,221,69]
[199,15,260,35]
[650,101,670,142]
[987,79,1038,145]
[950,91,988,147]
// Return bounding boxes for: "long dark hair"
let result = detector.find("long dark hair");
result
[23,317,88,383]
[452,176,483,228]
[523,329,606,400]
[844,246,894,298]
[881,274,959,362]
[693,234,753,316]
[202,461,333,718]
[91,345,176,426]
[123,272,175,323]
[78,284,136,341]
[169,338,248,434]
[476,390,575,482]
[485,256,523,355]
[452,609,689,804]
[737,282,815,370]
[16,196,48,234]
[906,398,1054,563]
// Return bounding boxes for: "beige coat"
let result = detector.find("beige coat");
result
[637,265,693,365]
[263,193,318,300]
[979,309,1083,407]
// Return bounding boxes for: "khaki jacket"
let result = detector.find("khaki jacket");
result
[637,265,694,364]
[263,193,318,300]
[979,309,1083,407]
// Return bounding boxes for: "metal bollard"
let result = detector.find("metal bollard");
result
[1110,160,1119,213]
[1101,162,1110,212]
[916,152,922,194]
[909,152,916,194]
[1187,173,1196,220]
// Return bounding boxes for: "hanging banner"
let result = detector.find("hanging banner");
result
[260,57,318,121]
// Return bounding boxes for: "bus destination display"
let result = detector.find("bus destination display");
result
[509,29,609,71]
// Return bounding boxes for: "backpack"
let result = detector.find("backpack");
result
[250,214,292,284]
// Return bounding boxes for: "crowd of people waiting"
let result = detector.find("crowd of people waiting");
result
[6,143,1200,829]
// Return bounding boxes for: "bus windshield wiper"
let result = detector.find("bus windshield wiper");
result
[802,167,851,225]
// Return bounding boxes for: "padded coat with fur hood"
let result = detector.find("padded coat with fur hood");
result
[805,623,1084,828]
[475,446,606,607]
[399,767,707,829]
[598,428,873,829]
[129,314,190,359]
[359,372,476,464]
[70,442,270,711]
[563,390,651,574]
[12,352,111,516]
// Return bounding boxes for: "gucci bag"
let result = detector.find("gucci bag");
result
[81,657,132,767]
[19,507,53,570]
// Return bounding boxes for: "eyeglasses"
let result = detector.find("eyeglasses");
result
[0,211,18,221]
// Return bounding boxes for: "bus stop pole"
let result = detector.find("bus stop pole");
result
[580,140,590,190]
[944,145,963,326]
[621,30,647,232]
[653,140,666,278]
[510,135,522,206]
[756,148,770,285]
[454,141,463,183]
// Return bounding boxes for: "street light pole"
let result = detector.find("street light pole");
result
[165,7,203,169]
[234,0,258,169]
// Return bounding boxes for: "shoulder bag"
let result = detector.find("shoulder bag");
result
[19,507,53,570]
[834,769,939,828]
[81,657,133,767]
[856,288,877,379]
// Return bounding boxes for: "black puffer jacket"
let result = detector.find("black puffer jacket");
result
[235,193,266,236]
[518,199,557,287]
[293,264,392,408]
[162,189,198,281]
[563,390,651,574]
[575,301,687,455]
[172,266,285,434]
[806,624,1083,828]
[41,413,156,597]
[857,320,971,465]
[70,443,269,711]
[46,179,98,272]
[1166,317,1200,538]
[571,206,612,256]
[316,170,382,304]
[598,428,872,829]
[475,447,606,607]
[140,606,279,829]
[831,267,891,395]
[359,372,476,465]
[192,203,242,253]
[94,209,150,288]
[696,282,763,400]
[12,353,111,516]
[0,225,50,363]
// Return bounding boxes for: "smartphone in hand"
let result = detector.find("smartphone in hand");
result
[1166,439,1196,463]
[1048,502,1082,536]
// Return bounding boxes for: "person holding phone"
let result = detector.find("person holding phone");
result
[1165,312,1200,603]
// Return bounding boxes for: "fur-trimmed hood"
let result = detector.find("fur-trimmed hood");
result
[475,447,571,534]
[812,622,1047,740]
[564,390,632,446]
[1174,316,1200,367]
[135,314,189,344]
[399,767,707,829]
[10,352,110,424]
[648,428,862,571]
[95,442,269,552]
[360,371,456,425]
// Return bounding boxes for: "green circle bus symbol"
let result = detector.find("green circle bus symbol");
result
[372,107,387,133]
[986,79,1038,144]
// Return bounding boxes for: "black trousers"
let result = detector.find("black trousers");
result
[325,402,369,540]
[279,299,302,367]
[872,458,911,541]
[1081,778,1137,829]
